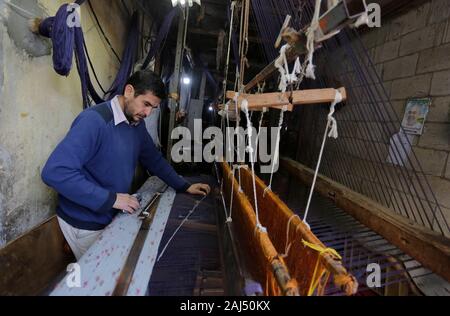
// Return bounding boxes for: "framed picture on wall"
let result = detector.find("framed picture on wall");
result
[401,98,431,135]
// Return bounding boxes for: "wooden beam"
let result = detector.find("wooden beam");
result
[221,162,299,296]
[226,87,346,111]
[280,157,450,283]
[244,0,367,92]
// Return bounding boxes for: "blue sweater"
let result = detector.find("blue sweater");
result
[41,102,190,230]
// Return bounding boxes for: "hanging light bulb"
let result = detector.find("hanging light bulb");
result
[171,0,201,7]
[182,76,191,85]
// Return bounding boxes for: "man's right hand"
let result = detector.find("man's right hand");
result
[113,193,140,214]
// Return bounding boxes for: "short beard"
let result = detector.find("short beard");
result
[124,99,137,123]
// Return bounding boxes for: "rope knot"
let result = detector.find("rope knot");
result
[255,223,268,234]
[327,90,342,139]
[263,186,272,197]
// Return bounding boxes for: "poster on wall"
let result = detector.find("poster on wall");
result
[401,98,431,135]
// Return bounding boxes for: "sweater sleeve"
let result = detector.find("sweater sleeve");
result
[41,111,117,212]
[139,125,190,193]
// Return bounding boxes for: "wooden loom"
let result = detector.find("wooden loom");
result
[280,157,450,284]
[220,162,357,296]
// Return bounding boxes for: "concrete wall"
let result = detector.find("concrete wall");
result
[360,0,450,227]
[0,0,135,246]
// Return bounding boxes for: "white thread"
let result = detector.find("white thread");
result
[228,165,237,222]
[265,104,288,196]
[227,164,248,223]
[328,89,342,139]
[276,44,291,93]
[275,45,302,93]
[219,179,230,222]
[234,92,243,192]
[264,46,303,197]
[302,89,342,225]
[253,108,266,163]
[255,223,267,234]
[281,214,301,258]
[242,99,267,233]
[305,0,322,79]
[352,10,369,28]
[224,102,234,163]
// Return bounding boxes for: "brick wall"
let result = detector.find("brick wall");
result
[360,0,449,222]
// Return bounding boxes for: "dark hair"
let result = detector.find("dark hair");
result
[125,70,167,100]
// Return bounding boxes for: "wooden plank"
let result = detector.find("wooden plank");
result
[226,87,346,111]
[0,216,74,295]
[50,177,176,296]
[280,157,450,283]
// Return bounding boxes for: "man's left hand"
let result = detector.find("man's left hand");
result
[187,183,211,196]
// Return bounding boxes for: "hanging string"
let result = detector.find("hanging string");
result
[226,164,249,223]
[264,44,302,196]
[223,2,236,168]
[305,0,322,79]
[233,93,243,193]
[253,82,267,163]
[242,99,267,234]
[302,90,342,227]
[264,104,288,196]
[227,165,237,223]
[281,214,301,258]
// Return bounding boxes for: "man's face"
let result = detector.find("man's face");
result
[123,85,161,123]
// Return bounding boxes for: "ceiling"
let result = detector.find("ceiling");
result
[138,0,425,93]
